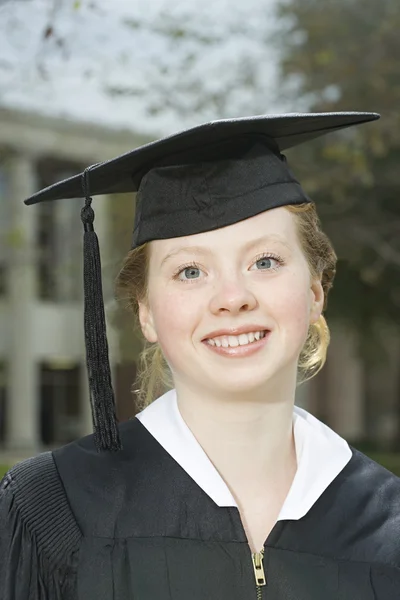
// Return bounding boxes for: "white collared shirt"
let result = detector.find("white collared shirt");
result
[136,389,352,520]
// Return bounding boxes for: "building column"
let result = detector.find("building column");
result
[6,154,41,453]
[364,322,400,449]
[324,322,364,441]
[80,362,93,437]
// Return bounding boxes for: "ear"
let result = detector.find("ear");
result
[310,278,324,325]
[138,301,158,343]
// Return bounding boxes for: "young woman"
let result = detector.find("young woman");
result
[1,112,399,600]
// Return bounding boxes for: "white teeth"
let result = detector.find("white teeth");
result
[206,330,266,348]
[238,334,249,346]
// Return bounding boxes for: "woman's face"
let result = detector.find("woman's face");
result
[139,207,324,397]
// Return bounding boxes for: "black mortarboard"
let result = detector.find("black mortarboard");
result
[24,112,380,452]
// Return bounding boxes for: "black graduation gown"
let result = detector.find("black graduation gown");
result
[1,416,400,600]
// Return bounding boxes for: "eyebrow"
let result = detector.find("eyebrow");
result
[160,234,292,266]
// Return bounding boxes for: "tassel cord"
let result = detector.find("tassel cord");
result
[80,170,122,452]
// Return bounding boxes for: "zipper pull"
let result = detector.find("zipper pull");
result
[252,550,266,586]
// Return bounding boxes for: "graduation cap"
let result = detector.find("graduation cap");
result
[24,112,380,452]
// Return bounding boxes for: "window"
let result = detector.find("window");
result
[36,158,84,302]
[40,362,82,445]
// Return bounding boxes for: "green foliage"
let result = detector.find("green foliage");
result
[0,465,9,479]
[366,454,400,477]
[4,226,26,250]
[275,0,400,332]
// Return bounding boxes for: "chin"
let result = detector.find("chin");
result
[214,357,297,388]
[203,369,282,394]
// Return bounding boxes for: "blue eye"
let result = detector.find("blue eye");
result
[254,255,281,270]
[180,266,200,280]
[173,263,202,282]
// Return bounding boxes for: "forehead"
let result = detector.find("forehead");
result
[149,207,298,260]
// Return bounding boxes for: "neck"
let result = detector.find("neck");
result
[175,376,298,504]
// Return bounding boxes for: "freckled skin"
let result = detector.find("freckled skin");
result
[139,207,324,402]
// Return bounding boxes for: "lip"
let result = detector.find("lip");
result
[201,325,270,342]
[202,330,271,357]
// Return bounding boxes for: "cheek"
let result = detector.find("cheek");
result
[269,275,311,336]
[150,290,201,358]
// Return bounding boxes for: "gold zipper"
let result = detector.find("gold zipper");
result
[252,549,266,597]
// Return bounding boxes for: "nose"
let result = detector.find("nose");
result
[208,278,258,315]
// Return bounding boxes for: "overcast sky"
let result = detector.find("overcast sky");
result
[0,0,293,137]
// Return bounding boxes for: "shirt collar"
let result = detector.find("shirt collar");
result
[136,389,352,520]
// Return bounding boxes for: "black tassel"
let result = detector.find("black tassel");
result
[80,167,122,452]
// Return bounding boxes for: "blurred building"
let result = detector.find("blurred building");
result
[0,107,399,457]
[0,107,151,455]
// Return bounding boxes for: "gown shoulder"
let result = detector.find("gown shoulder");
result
[0,451,81,599]
[0,419,147,599]
[274,447,400,560]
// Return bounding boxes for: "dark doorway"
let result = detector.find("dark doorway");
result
[40,362,81,445]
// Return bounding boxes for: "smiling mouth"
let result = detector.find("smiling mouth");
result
[203,330,269,348]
